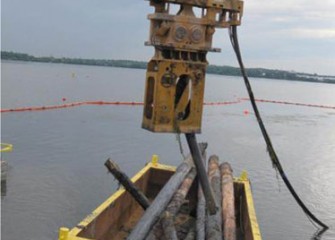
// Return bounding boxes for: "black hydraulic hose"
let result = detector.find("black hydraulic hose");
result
[228,25,329,231]
[185,133,218,215]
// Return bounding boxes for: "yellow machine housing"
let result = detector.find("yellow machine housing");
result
[142,0,243,133]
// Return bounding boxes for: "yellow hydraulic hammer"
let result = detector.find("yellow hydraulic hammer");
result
[142,0,243,133]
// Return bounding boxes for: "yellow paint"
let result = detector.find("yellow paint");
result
[152,162,176,172]
[239,170,248,181]
[59,228,69,240]
[151,154,159,166]
[0,143,13,153]
[241,179,262,240]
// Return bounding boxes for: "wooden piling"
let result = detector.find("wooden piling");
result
[161,211,178,240]
[196,143,207,240]
[127,158,193,240]
[166,167,197,214]
[206,155,223,240]
[184,224,196,240]
[147,155,198,240]
[220,162,236,240]
[104,159,150,210]
[176,214,196,240]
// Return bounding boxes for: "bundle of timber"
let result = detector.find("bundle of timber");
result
[58,148,261,240]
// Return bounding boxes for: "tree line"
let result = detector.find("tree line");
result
[1,51,334,84]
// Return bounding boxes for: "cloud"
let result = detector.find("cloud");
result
[283,28,335,39]
[245,0,335,27]
[1,0,335,75]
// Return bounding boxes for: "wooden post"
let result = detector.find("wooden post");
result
[161,211,178,240]
[147,155,198,240]
[220,162,236,240]
[176,215,196,240]
[127,159,193,240]
[196,143,207,240]
[184,224,196,240]
[166,167,197,214]
[206,155,223,240]
[104,159,150,210]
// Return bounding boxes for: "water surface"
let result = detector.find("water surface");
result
[2,61,335,240]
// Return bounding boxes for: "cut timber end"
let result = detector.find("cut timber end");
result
[220,162,236,240]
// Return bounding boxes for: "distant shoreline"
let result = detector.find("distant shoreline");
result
[2,51,334,84]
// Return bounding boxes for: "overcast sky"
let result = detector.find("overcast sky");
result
[1,0,335,75]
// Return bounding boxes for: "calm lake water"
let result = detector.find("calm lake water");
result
[1,61,335,240]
